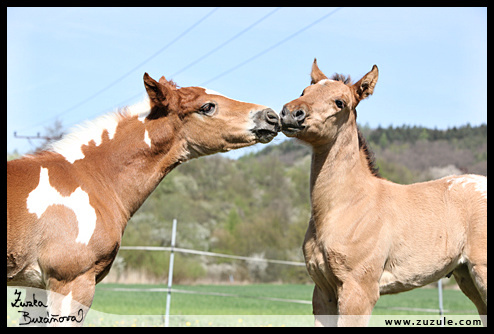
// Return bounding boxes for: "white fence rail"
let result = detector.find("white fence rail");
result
[119,246,305,267]
[115,219,467,326]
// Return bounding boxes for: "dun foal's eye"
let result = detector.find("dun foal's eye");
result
[335,100,344,109]
[199,103,216,115]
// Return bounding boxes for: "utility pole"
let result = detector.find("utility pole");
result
[13,131,63,150]
[13,132,62,141]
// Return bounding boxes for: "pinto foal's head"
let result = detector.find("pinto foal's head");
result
[143,73,279,157]
[280,59,378,146]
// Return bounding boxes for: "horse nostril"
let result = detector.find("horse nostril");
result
[280,107,288,118]
[267,109,278,120]
[263,109,280,126]
[294,109,306,121]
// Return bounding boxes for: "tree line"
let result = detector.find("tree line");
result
[7,123,486,283]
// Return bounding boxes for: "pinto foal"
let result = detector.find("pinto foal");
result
[7,73,279,325]
[280,60,487,326]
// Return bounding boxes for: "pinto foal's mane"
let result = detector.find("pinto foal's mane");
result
[330,73,381,178]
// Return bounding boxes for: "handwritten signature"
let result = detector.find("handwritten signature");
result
[10,289,84,326]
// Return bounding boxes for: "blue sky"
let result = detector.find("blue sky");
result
[7,7,487,158]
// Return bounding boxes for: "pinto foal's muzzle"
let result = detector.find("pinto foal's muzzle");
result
[252,108,280,143]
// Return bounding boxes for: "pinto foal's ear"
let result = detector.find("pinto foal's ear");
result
[158,76,170,85]
[352,65,379,103]
[144,73,167,104]
[310,58,328,85]
[143,72,179,119]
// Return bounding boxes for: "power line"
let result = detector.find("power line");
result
[91,7,341,113]
[17,7,219,133]
[170,7,281,78]
[15,7,343,139]
[200,7,343,86]
[16,7,282,136]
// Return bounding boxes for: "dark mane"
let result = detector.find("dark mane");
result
[330,73,380,177]
[331,73,352,85]
[357,127,381,178]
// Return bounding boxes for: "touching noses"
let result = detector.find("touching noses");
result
[279,105,306,130]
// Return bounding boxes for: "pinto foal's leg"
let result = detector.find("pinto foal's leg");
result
[45,272,95,327]
[17,287,49,327]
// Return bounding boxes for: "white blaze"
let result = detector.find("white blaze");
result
[317,79,336,85]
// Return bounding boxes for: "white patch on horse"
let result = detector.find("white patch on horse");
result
[126,97,151,123]
[202,87,227,97]
[60,291,73,317]
[48,98,152,163]
[144,129,152,148]
[49,114,121,163]
[317,79,336,85]
[446,175,487,199]
[26,167,97,245]
[199,87,249,104]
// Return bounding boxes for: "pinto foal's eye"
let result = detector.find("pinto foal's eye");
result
[199,103,216,115]
[335,99,345,109]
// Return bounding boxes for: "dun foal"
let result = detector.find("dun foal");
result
[7,73,279,325]
[280,60,487,326]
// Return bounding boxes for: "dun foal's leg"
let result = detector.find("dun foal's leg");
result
[312,285,338,326]
[336,279,379,327]
[454,264,487,326]
[45,271,96,326]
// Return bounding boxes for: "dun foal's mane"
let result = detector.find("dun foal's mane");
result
[330,73,352,85]
[357,128,380,177]
[331,73,381,178]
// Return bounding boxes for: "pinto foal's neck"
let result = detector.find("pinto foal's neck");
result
[105,115,189,218]
[48,105,189,224]
[309,122,378,228]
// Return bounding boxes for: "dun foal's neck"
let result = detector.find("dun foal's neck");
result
[309,123,376,226]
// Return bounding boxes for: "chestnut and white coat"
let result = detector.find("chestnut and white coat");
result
[7,73,279,325]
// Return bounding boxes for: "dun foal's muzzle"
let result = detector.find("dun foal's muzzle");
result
[280,105,306,136]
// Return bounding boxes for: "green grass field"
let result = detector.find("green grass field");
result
[8,284,480,327]
[91,283,476,315]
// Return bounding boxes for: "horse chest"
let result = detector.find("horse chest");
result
[304,238,344,292]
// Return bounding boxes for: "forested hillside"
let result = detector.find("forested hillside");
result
[116,123,487,283]
[7,123,487,283]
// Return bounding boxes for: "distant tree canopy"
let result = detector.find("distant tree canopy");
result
[119,123,486,282]
[8,123,486,283]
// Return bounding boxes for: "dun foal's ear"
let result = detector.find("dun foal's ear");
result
[352,65,379,102]
[310,58,328,85]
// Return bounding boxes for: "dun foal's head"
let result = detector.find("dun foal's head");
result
[280,60,378,146]
[143,73,280,157]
